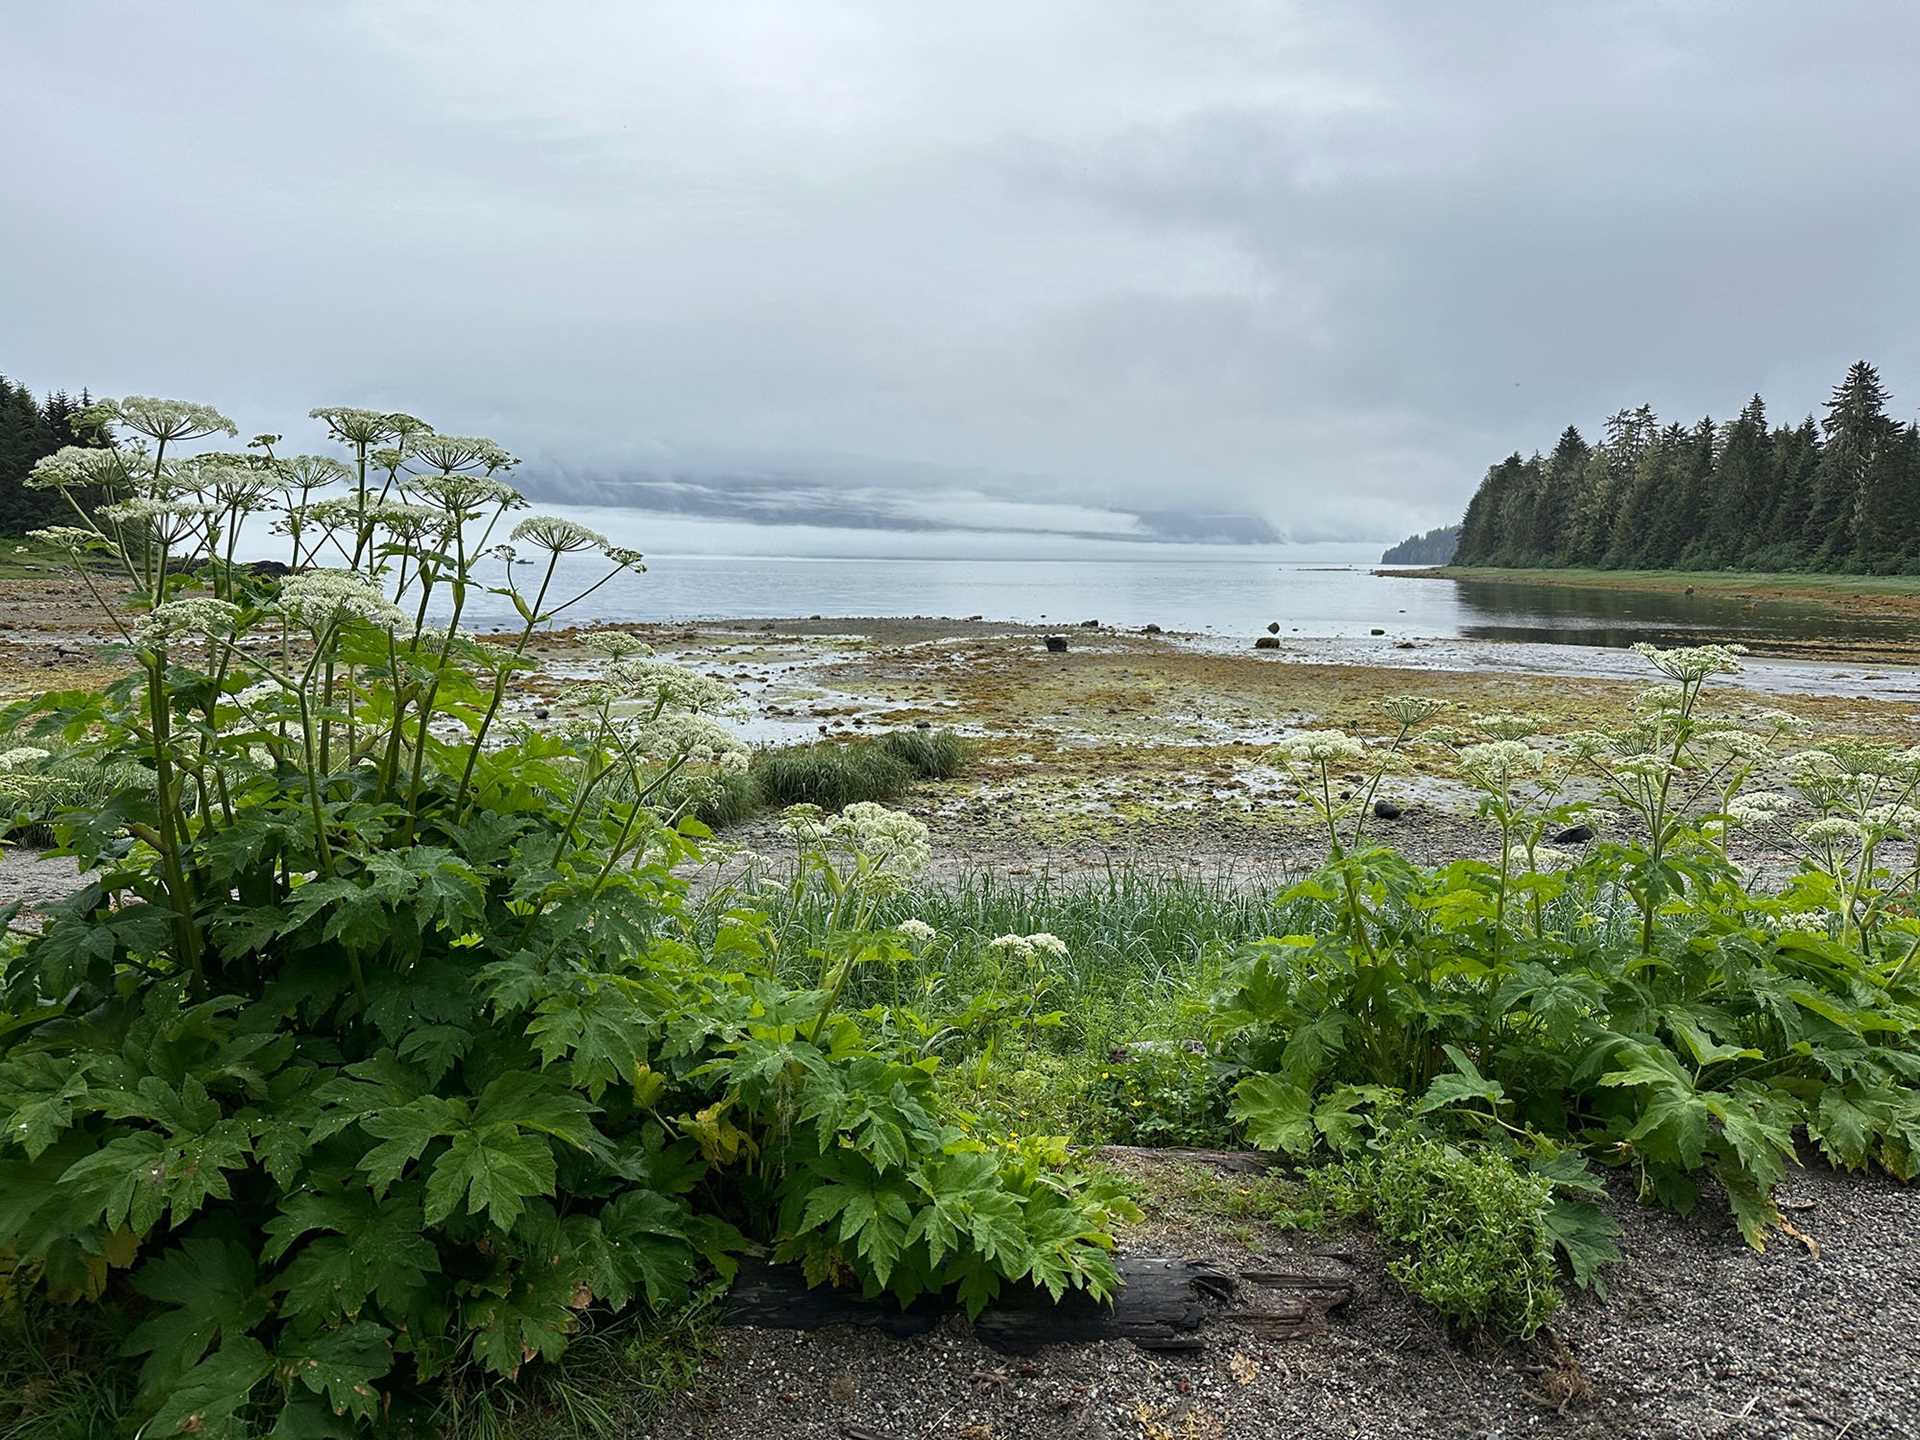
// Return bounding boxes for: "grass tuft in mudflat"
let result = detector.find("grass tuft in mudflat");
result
[750,729,969,811]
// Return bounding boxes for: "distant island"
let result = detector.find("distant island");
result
[1450,360,1920,576]
[1379,523,1460,565]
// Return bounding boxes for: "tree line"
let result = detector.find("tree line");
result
[1380,523,1460,565]
[1452,360,1920,573]
[0,370,108,533]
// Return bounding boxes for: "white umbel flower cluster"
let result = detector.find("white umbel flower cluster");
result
[986,931,1070,963]
[783,801,932,882]
[0,747,50,770]
[275,571,407,632]
[622,712,749,770]
[1457,739,1547,785]
[896,919,937,945]
[130,598,242,649]
[512,514,610,555]
[1800,817,1865,848]
[1270,731,1368,769]
[27,526,100,551]
[1631,642,1749,681]
[1724,791,1791,824]
[581,631,654,660]
[607,658,738,714]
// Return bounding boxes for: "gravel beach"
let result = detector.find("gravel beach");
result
[646,1156,1920,1440]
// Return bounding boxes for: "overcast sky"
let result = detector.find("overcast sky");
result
[7,2,1919,555]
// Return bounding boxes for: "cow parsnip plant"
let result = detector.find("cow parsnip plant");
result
[0,399,1133,1438]
[1222,649,1920,1297]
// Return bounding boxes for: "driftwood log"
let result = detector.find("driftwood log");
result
[722,1253,1352,1355]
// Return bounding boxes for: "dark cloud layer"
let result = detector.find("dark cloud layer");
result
[6,2,1918,550]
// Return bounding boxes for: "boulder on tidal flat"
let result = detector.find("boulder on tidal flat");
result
[1373,799,1402,820]
[1254,636,1280,650]
[1267,621,1280,634]
[1044,635,1069,653]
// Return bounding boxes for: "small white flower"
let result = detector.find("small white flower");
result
[0,747,50,770]
[1801,817,1864,848]
[1381,695,1447,729]
[130,598,242,649]
[1724,791,1790,824]
[607,657,738,714]
[26,526,99,550]
[897,919,936,945]
[582,631,654,660]
[512,514,610,555]
[1270,731,1368,768]
[1458,739,1546,784]
[275,570,406,632]
[1632,641,1748,681]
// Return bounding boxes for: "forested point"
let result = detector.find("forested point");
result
[1452,360,1920,574]
[0,371,108,532]
[1379,524,1460,565]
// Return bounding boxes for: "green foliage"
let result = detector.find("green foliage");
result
[1285,1131,1565,1338]
[0,400,1124,1437]
[1087,1045,1234,1148]
[1215,653,1920,1316]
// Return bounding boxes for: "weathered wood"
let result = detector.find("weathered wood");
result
[722,1253,1354,1355]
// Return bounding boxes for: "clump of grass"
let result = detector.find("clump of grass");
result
[875,727,968,779]
[749,728,969,812]
[0,1300,135,1440]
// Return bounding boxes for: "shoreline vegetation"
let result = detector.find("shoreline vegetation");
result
[0,396,1915,1440]
[1379,562,1920,621]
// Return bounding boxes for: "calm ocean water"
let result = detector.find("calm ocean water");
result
[449,553,1916,656]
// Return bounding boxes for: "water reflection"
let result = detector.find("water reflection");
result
[1451,579,1917,650]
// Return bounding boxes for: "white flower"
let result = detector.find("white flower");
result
[1471,711,1543,741]
[309,406,424,448]
[1382,695,1447,729]
[621,712,748,766]
[97,497,219,526]
[0,747,50,770]
[1764,911,1832,935]
[987,931,1070,964]
[1784,749,1842,783]
[1864,803,1920,833]
[275,570,406,632]
[1753,708,1808,733]
[1458,739,1546,784]
[26,525,101,550]
[276,454,354,493]
[27,445,131,491]
[512,514,609,555]
[130,598,242,648]
[1801,817,1865,848]
[98,396,237,443]
[1724,791,1790,824]
[1631,642,1748,681]
[413,472,524,514]
[897,919,937,945]
[1612,753,1683,782]
[606,657,738,714]
[783,801,933,882]
[1270,731,1368,768]
[407,433,515,475]
[1699,729,1773,762]
[582,631,654,660]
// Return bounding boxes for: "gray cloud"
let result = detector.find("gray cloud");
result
[6,2,1918,550]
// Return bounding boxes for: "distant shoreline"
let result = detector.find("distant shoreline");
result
[1374,564,1920,620]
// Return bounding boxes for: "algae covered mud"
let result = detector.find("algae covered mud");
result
[3,560,1917,879]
